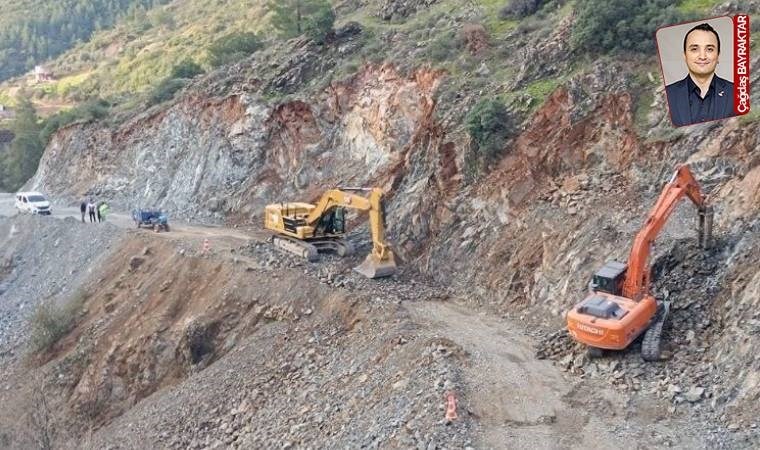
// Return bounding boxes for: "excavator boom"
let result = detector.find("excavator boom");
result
[622,165,711,299]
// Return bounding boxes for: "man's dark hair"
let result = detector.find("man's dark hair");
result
[683,23,720,53]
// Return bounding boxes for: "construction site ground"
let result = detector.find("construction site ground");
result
[1,196,756,449]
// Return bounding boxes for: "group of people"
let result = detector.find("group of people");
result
[80,199,110,223]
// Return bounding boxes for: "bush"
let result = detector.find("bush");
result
[28,292,87,354]
[466,98,512,163]
[427,31,460,62]
[499,0,550,18]
[572,0,687,54]
[206,32,263,68]
[148,78,186,105]
[170,58,204,79]
[303,3,336,44]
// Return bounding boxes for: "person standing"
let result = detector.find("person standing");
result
[87,199,96,223]
[98,202,110,222]
[80,200,87,223]
[96,201,102,223]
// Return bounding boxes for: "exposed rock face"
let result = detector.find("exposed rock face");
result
[31,64,444,226]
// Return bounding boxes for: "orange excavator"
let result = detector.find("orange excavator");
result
[566,165,713,361]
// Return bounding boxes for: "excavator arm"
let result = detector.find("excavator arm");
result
[305,188,396,278]
[622,165,712,299]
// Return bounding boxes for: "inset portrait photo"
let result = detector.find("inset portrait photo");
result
[656,17,739,127]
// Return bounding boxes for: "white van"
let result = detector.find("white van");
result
[14,192,52,215]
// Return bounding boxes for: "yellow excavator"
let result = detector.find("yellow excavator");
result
[264,187,397,279]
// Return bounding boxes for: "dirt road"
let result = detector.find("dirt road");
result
[408,301,707,449]
[0,193,259,251]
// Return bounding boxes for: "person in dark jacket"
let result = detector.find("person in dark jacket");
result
[665,23,735,127]
[80,200,87,223]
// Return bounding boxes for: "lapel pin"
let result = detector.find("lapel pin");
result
[718,91,724,96]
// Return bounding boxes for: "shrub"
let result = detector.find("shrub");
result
[28,291,87,354]
[206,32,263,68]
[148,78,186,105]
[466,98,512,163]
[427,31,460,62]
[572,0,687,54]
[170,58,204,79]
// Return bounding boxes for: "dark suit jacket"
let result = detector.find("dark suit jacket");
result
[665,75,735,127]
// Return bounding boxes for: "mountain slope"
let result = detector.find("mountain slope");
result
[3,0,760,448]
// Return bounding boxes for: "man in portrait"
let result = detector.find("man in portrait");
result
[665,23,735,127]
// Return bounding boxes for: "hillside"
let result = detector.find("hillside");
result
[0,0,172,83]
[1,0,760,449]
[0,0,269,107]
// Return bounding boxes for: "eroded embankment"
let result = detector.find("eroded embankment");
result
[2,230,472,449]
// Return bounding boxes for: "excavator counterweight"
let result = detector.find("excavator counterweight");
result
[566,165,713,360]
[264,188,397,279]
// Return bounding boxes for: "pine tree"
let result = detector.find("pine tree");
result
[5,96,44,189]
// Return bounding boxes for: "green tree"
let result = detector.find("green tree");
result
[466,98,512,169]
[572,0,687,54]
[206,32,263,67]
[303,3,335,44]
[268,0,335,42]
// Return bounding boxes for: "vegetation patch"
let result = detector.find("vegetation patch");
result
[738,108,760,125]
[40,98,111,143]
[466,97,513,173]
[28,290,89,354]
[206,32,264,68]
[676,0,722,14]
[525,78,560,104]
[572,0,688,54]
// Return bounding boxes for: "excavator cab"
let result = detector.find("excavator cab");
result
[589,261,627,296]
[317,207,346,236]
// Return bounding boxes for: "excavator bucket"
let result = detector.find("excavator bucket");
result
[353,252,397,279]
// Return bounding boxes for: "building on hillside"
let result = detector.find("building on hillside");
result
[34,65,54,83]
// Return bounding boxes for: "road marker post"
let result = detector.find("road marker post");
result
[445,391,458,421]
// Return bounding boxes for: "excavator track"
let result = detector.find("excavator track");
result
[272,235,354,262]
[641,301,671,362]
